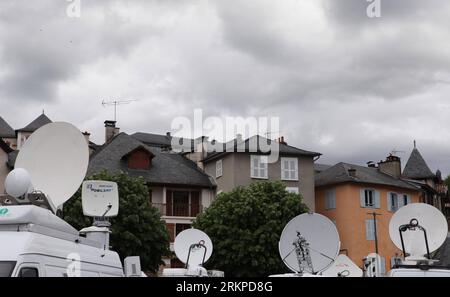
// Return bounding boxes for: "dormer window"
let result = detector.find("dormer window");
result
[122,146,154,170]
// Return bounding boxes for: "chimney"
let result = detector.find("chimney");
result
[348,168,357,178]
[378,154,401,178]
[277,136,287,145]
[82,131,91,144]
[166,132,171,138]
[104,120,120,143]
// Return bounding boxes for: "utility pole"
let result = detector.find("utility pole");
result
[101,99,137,122]
[367,212,382,254]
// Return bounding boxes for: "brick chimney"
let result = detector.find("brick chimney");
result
[104,120,120,143]
[378,154,401,178]
[348,168,357,177]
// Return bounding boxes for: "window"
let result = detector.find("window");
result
[216,160,223,178]
[281,157,298,181]
[165,190,201,217]
[250,155,268,179]
[18,267,39,277]
[388,193,411,212]
[286,187,299,194]
[0,262,16,277]
[176,224,191,236]
[365,219,376,241]
[360,189,380,208]
[389,193,399,212]
[325,190,336,210]
[365,190,374,207]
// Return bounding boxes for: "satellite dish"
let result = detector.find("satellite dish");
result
[82,181,119,217]
[321,254,363,277]
[14,122,89,208]
[389,203,448,259]
[279,213,340,274]
[5,168,33,198]
[174,229,213,268]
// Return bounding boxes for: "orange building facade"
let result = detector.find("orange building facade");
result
[315,162,422,274]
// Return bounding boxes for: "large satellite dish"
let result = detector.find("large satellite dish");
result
[279,213,340,274]
[82,181,119,217]
[174,229,213,268]
[389,203,448,258]
[14,122,89,208]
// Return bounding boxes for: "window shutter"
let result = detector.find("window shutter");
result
[190,191,200,217]
[332,191,336,209]
[374,191,381,209]
[380,257,386,275]
[387,192,392,212]
[407,195,412,205]
[365,220,372,240]
[360,189,366,208]
[166,190,173,216]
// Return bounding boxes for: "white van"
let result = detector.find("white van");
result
[0,205,126,277]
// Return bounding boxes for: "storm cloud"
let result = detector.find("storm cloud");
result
[0,0,449,175]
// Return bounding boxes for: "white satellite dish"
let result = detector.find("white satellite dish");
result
[82,181,119,217]
[322,254,363,277]
[14,122,89,208]
[389,203,448,259]
[279,213,340,274]
[174,228,213,268]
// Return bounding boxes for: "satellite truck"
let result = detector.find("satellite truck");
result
[0,122,143,277]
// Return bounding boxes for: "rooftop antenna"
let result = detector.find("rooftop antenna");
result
[278,213,340,276]
[102,99,138,122]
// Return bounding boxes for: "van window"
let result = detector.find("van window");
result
[0,262,16,277]
[18,267,39,277]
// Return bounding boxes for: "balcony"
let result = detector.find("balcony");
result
[152,203,203,217]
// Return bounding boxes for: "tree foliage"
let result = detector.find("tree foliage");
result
[193,181,309,277]
[62,170,170,273]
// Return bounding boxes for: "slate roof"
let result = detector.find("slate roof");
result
[314,163,332,173]
[88,133,215,188]
[316,162,418,190]
[0,116,15,138]
[403,147,435,180]
[17,114,52,132]
[132,132,172,147]
[202,135,321,163]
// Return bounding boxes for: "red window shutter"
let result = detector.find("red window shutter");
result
[166,223,175,242]
[190,191,200,217]
[166,190,172,216]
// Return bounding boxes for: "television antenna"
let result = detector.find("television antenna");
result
[278,213,340,275]
[5,122,89,212]
[389,203,448,264]
[102,99,138,122]
[390,148,405,156]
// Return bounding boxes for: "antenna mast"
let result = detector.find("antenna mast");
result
[102,99,137,122]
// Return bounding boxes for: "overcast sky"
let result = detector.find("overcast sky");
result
[1,0,450,175]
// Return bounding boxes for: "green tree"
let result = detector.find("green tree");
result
[63,170,170,273]
[193,181,308,277]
